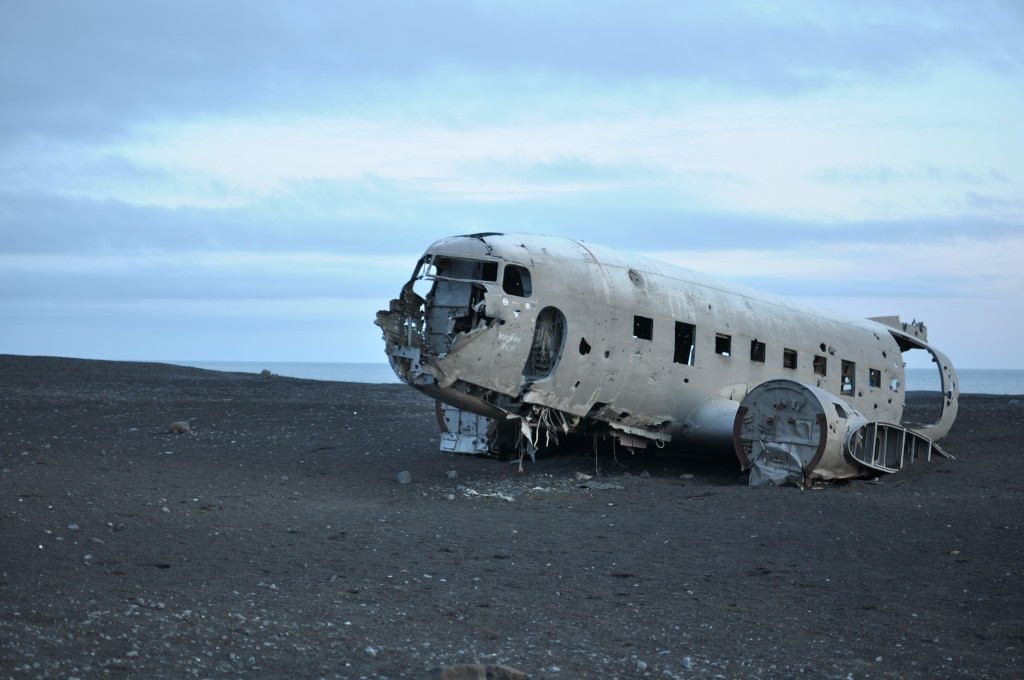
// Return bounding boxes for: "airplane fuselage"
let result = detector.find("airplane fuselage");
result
[377,233,958,484]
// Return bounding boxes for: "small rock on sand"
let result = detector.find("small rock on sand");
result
[168,421,192,434]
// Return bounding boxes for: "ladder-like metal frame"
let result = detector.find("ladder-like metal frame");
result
[846,422,953,474]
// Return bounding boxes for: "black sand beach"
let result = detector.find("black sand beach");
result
[1,354,1021,679]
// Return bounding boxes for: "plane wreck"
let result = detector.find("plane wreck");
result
[376,233,958,487]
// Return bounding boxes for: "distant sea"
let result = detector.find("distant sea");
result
[165,361,401,384]
[165,361,1024,395]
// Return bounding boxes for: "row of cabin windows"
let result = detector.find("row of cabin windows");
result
[633,315,884,395]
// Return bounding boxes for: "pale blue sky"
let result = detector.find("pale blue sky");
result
[1,1,1021,367]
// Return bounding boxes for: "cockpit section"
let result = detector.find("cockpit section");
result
[377,244,540,389]
[414,255,500,356]
[376,240,547,456]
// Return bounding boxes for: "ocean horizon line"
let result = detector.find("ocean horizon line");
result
[157,359,1024,395]
[4,355,1019,394]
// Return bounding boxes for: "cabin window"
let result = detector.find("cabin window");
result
[869,368,881,388]
[783,348,797,369]
[841,360,855,395]
[750,340,766,363]
[633,315,653,340]
[715,333,732,356]
[813,355,827,376]
[674,322,696,365]
[502,265,532,297]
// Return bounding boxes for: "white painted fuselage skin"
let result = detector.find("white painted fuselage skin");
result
[377,233,957,456]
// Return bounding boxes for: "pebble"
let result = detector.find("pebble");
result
[682,656,693,669]
[168,421,192,434]
[67,524,79,531]
[161,506,170,513]
[396,471,412,484]
[446,470,459,480]
[364,645,378,657]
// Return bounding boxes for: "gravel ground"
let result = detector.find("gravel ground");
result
[1,355,1022,679]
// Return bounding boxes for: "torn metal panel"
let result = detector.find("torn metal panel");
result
[437,401,493,455]
[376,233,959,484]
[869,316,928,342]
[610,430,651,450]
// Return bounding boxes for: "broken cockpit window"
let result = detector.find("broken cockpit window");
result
[425,257,498,283]
[419,256,499,354]
[502,265,532,297]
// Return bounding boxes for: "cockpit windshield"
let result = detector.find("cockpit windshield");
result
[418,256,498,283]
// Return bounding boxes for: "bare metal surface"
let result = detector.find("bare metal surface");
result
[438,401,493,455]
[376,233,959,485]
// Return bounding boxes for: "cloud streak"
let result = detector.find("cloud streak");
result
[3,1,1021,141]
[0,1,1022,366]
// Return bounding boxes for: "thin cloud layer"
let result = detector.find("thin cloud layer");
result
[0,1,1021,365]
[3,1,1020,140]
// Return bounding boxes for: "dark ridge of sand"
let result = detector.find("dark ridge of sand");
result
[1,354,1021,679]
